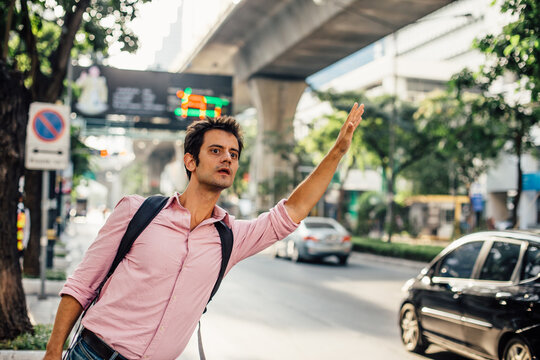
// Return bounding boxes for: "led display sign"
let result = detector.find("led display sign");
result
[71,66,233,130]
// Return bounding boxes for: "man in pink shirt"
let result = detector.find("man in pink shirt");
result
[44,103,365,360]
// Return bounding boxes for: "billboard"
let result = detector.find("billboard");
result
[71,65,233,130]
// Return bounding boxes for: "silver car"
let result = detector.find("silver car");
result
[273,217,352,265]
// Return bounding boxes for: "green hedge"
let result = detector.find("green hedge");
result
[0,324,70,351]
[352,237,445,262]
[0,324,52,350]
[23,269,67,281]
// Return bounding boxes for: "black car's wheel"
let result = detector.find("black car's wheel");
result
[503,337,533,360]
[338,255,349,265]
[400,303,428,354]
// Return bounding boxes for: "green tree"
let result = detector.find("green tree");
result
[0,61,32,340]
[316,90,443,240]
[451,0,540,227]
[0,0,148,340]
[407,91,504,196]
[299,94,373,223]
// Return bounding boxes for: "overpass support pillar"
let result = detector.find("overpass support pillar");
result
[247,77,306,213]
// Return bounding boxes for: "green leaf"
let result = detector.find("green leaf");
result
[503,44,514,56]
[510,34,520,46]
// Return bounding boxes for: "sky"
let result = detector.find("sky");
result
[107,0,182,70]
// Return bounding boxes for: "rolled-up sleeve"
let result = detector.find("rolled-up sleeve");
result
[60,196,137,308]
[230,199,299,264]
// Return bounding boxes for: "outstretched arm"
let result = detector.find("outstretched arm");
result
[285,103,364,223]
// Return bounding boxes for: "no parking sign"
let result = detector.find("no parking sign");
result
[25,102,70,170]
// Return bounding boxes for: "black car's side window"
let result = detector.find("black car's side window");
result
[522,244,540,280]
[435,241,483,278]
[479,241,521,281]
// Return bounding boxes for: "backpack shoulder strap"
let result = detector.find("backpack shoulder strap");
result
[205,220,234,308]
[198,220,234,359]
[104,195,169,282]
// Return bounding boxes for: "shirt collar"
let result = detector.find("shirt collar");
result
[171,192,232,227]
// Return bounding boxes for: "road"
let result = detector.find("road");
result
[179,251,468,360]
[66,216,466,360]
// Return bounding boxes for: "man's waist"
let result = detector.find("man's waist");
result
[81,328,128,360]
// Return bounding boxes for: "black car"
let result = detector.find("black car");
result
[399,231,540,360]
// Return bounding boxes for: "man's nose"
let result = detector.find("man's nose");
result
[222,152,232,163]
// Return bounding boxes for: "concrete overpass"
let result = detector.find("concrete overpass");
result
[175,0,455,210]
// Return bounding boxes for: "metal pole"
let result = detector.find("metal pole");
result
[39,170,49,300]
[385,31,397,241]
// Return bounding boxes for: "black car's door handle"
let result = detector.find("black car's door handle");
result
[495,292,511,299]
[495,291,512,305]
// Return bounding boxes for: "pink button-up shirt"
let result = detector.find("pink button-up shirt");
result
[61,193,298,359]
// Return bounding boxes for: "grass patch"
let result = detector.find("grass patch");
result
[23,269,67,281]
[352,237,445,262]
[45,269,67,281]
[0,324,51,350]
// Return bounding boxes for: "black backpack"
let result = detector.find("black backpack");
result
[66,195,233,360]
[99,195,234,308]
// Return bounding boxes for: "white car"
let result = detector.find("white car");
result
[273,217,352,265]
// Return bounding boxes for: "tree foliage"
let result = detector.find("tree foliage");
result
[409,91,505,194]
[1,0,147,101]
[313,90,445,238]
[450,0,540,226]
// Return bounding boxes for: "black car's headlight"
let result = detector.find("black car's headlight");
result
[401,278,415,293]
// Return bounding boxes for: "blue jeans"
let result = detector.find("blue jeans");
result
[66,337,123,360]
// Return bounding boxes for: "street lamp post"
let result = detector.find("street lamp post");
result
[385,31,398,242]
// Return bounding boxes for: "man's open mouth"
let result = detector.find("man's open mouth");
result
[218,168,231,175]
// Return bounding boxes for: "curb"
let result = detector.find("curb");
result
[0,351,45,360]
[351,251,429,269]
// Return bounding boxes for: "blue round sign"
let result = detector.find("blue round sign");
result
[32,109,65,142]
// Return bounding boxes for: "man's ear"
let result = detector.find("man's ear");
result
[184,152,196,174]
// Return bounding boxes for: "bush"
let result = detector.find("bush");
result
[352,237,444,262]
[23,269,67,281]
[46,269,67,281]
[0,324,51,350]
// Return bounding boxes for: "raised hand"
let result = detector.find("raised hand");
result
[333,102,364,155]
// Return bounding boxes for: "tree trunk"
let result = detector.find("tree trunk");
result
[22,170,42,277]
[0,61,33,340]
[336,165,351,224]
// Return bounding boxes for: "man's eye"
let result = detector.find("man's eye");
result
[231,153,238,159]
[211,149,220,154]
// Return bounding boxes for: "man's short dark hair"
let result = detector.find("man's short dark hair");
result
[184,116,244,179]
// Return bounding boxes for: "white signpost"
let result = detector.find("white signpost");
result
[26,102,71,170]
[25,102,71,299]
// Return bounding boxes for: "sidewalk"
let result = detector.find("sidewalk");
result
[1,214,103,360]
[22,217,94,326]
